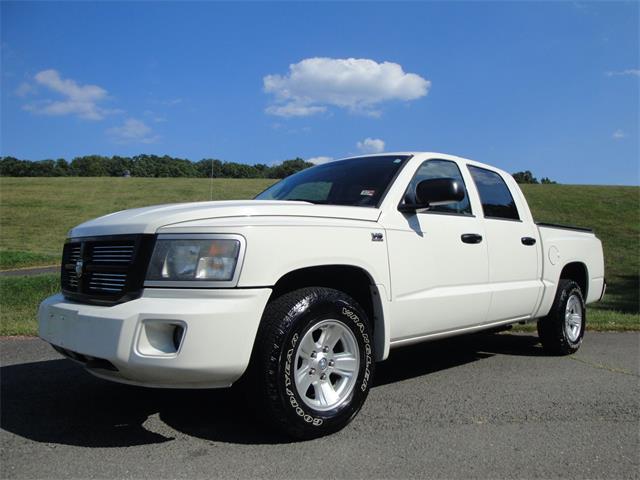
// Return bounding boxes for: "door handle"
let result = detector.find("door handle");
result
[461,233,483,244]
[521,237,537,246]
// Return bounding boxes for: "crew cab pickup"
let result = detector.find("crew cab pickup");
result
[39,152,605,439]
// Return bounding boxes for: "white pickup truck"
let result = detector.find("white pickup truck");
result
[39,152,605,439]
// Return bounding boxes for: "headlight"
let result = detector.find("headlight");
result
[144,234,245,287]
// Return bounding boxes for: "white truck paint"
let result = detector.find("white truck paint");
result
[39,152,606,390]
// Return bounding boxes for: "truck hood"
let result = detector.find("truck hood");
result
[69,200,381,237]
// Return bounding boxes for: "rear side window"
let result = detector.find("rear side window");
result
[468,166,520,220]
[403,159,472,215]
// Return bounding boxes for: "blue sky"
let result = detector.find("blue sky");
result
[1,1,638,185]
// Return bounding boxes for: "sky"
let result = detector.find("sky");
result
[1,1,638,185]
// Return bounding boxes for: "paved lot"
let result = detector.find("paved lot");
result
[1,332,638,479]
[0,266,57,277]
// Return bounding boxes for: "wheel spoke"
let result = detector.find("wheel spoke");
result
[296,362,310,380]
[332,353,358,377]
[570,313,581,328]
[319,324,342,351]
[296,368,313,396]
[298,332,317,359]
[316,381,340,407]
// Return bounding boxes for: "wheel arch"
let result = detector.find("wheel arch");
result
[559,261,589,299]
[268,264,389,361]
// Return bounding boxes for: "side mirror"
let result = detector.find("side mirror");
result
[399,177,465,212]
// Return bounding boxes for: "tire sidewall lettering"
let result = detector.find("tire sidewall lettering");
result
[280,298,373,428]
[283,331,325,426]
[340,305,372,392]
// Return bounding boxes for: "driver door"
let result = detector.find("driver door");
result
[385,159,492,343]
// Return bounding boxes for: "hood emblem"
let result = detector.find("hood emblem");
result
[371,232,384,242]
[75,259,84,278]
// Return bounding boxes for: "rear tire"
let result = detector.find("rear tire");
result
[537,279,585,355]
[249,287,374,440]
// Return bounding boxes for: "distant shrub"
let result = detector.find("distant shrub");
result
[512,170,557,184]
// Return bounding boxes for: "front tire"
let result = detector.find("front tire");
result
[537,279,586,355]
[251,287,374,439]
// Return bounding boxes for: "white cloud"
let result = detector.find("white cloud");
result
[357,137,385,154]
[605,69,640,77]
[612,129,626,140]
[107,118,159,144]
[264,57,430,117]
[143,110,167,123]
[23,69,116,120]
[307,156,334,165]
[266,104,326,117]
[15,82,35,97]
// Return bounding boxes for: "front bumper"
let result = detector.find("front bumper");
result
[38,288,272,388]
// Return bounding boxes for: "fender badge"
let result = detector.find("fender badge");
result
[371,232,384,242]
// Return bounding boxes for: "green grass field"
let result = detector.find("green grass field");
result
[0,177,275,266]
[0,177,638,335]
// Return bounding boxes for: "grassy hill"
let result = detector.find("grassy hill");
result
[0,177,637,334]
[0,177,275,264]
[520,184,639,330]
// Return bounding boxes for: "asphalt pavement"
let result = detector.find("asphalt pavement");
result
[0,266,57,277]
[1,332,638,479]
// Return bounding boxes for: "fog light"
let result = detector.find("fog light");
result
[137,320,186,356]
[172,325,185,350]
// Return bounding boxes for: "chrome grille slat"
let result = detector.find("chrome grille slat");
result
[90,244,135,264]
[89,277,126,283]
[92,252,134,255]
[88,286,121,292]
[92,259,131,263]
[93,252,133,255]
[69,247,81,263]
[89,278,126,285]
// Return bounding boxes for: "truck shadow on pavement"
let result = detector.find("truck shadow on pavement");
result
[1,333,543,446]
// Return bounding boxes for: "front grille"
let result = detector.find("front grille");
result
[61,234,155,305]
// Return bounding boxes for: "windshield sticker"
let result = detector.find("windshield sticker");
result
[360,190,375,196]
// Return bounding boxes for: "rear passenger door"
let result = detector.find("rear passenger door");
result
[467,166,541,322]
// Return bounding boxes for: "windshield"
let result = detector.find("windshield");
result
[255,155,410,207]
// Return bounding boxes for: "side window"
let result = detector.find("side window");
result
[468,166,520,220]
[403,159,472,215]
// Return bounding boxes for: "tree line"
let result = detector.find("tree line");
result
[0,155,313,179]
[0,155,556,183]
